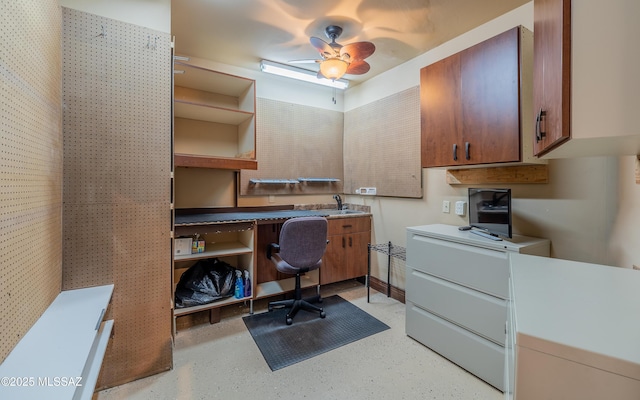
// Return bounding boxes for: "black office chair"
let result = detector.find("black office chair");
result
[266,216,328,325]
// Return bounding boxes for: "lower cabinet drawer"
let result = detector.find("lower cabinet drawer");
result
[406,267,507,345]
[406,302,505,391]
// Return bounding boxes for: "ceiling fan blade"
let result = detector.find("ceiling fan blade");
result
[289,59,321,64]
[310,36,338,58]
[345,60,371,75]
[340,42,376,61]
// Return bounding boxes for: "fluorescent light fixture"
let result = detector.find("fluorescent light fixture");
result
[260,60,349,89]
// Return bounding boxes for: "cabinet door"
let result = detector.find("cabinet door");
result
[322,217,371,284]
[256,223,287,284]
[532,0,571,156]
[322,234,348,284]
[421,54,463,167]
[461,27,520,164]
[345,231,369,280]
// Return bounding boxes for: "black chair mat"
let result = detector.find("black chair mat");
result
[242,295,390,371]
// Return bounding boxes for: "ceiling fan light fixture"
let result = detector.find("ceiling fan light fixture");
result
[319,58,349,81]
[260,59,349,89]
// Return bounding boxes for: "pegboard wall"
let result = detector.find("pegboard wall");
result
[0,0,63,363]
[240,98,344,196]
[62,7,172,389]
[344,87,422,198]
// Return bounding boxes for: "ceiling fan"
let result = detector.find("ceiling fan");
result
[291,25,376,81]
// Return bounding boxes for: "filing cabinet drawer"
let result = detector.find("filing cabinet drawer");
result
[406,266,507,345]
[406,303,505,391]
[407,233,509,298]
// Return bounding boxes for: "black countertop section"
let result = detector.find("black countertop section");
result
[174,209,331,226]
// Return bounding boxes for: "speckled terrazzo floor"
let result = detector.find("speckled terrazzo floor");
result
[98,282,502,400]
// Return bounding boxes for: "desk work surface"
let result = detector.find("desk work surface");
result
[175,209,367,225]
[510,254,640,381]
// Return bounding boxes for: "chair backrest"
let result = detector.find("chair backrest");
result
[278,217,328,269]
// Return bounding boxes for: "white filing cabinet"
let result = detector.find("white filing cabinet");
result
[405,224,549,391]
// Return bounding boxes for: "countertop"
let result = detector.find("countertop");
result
[407,224,550,253]
[174,206,369,226]
[510,253,640,380]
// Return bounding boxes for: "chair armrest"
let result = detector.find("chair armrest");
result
[266,243,280,260]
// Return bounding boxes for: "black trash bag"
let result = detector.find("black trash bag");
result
[175,258,237,308]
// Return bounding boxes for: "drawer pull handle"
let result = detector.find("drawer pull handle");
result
[342,224,352,228]
[342,237,345,248]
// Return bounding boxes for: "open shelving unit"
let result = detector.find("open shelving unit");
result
[174,62,257,170]
[173,220,255,321]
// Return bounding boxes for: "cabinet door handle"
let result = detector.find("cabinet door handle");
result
[465,142,470,160]
[535,108,547,142]
[342,237,345,248]
[453,143,458,161]
[349,237,352,247]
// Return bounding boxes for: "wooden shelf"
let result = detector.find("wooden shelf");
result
[254,269,320,300]
[175,153,257,170]
[174,295,248,317]
[446,164,549,185]
[175,100,254,125]
[174,241,252,261]
[174,62,254,99]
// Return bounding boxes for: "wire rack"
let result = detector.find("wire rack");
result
[367,241,406,302]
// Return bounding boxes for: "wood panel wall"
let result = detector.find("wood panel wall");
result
[61,8,172,389]
[0,0,63,363]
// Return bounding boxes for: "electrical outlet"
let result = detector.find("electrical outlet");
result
[356,187,376,195]
[442,200,450,213]
[455,201,466,216]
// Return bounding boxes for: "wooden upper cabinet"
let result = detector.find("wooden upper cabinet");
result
[532,0,571,156]
[532,0,640,158]
[421,27,535,168]
[420,53,463,167]
[461,28,521,164]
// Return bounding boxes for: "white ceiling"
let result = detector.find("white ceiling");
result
[172,0,529,86]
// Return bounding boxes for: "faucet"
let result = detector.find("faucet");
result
[333,194,343,210]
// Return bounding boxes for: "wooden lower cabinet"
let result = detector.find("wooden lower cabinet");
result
[322,216,371,285]
[256,222,286,284]
[255,216,371,287]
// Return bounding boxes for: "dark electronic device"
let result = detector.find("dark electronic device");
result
[468,188,512,239]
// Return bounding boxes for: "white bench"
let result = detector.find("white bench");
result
[0,284,114,400]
